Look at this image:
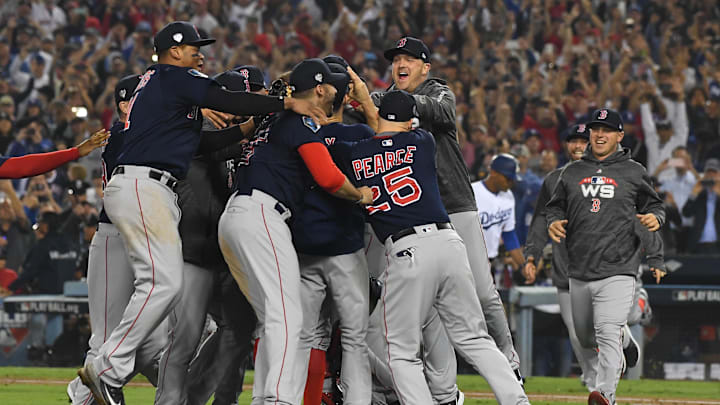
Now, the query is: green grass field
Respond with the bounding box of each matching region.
[1,367,719,404]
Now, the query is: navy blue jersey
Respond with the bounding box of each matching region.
[116,64,215,179]
[334,129,449,242]
[98,121,126,224]
[292,123,374,256]
[234,111,324,215]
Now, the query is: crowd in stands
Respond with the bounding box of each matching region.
[0,0,719,298]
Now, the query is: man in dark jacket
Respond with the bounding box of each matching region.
[682,158,720,254]
[367,37,521,402]
[546,109,665,405]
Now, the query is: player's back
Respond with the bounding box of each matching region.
[338,128,449,242]
[98,121,126,224]
[233,111,322,216]
[116,64,213,179]
[292,122,374,256]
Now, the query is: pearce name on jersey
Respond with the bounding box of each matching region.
[350,143,417,180]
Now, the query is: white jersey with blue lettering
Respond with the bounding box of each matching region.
[471,180,515,259]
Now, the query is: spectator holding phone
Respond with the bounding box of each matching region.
[655,146,700,252]
[682,158,720,254]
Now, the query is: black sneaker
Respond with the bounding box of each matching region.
[514,368,526,390]
[77,363,125,405]
[623,325,640,369]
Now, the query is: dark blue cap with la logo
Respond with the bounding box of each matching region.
[383,37,431,63]
[587,108,623,132]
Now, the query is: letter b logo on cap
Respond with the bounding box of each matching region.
[397,38,407,48]
[598,110,608,120]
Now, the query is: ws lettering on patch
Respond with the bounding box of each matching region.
[579,176,618,212]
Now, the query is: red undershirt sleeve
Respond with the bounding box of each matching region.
[0,148,80,179]
[297,142,346,193]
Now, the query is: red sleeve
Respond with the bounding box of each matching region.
[297,143,346,193]
[0,148,80,179]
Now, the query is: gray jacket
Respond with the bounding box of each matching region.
[546,147,665,281]
[371,78,476,215]
[527,165,666,289]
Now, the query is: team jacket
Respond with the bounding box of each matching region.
[545,147,665,281]
[527,165,666,289]
[9,232,79,294]
[371,78,476,215]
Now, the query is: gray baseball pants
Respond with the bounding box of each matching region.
[297,250,371,404]
[557,288,598,391]
[154,262,215,405]
[218,190,304,405]
[71,222,167,404]
[570,275,636,404]
[90,166,184,387]
[377,225,528,405]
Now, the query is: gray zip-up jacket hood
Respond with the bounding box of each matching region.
[371,78,477,214]
[545,146,666,281]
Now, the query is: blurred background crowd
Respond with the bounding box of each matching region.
[0,0,719,299]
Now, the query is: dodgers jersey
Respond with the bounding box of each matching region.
[116,64,215,179]
[234,111,324,215]
[98,121,126,224]
[291,122,375,256]
[333,128,449,242]
[471,181,516,259]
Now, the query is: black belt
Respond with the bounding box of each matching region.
[113,166,178,190]
[390,222,453,243]
[274,202,290,222]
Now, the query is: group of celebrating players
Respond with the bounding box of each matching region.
[59,19,666,405]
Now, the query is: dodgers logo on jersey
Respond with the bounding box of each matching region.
[302,116,320,133]
[579,176,617,198]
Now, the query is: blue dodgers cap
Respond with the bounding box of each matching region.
[490,153,519,181]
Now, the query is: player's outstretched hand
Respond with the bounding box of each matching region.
[651,267,667,284]
[548,219,568,243]
[357,186,374,205]
[636,213,660,231]
[347,66,371,104]
[77,129,110,157]
[522,261,536,284]
[285,97,327,126]
[202,108,231,129]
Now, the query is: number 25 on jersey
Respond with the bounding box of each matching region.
[367,166,422,214]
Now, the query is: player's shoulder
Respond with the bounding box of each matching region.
[498,189,515,203]
[323,122,374,142]
[158,64,213,82]
[109,121,124,136]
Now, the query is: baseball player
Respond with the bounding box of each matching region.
[546,109,666,405]
[77,21,326,405]
[332,90,529,405]
[291,61,377,405]
[154,69,261,405]
[523,124,600,389]
[218,58,374,405]
[471,154,525,266]
[366,36,523,403]
[67,75,168,405]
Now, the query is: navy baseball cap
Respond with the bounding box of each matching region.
[524,128,541,140]
[115,74,141,105]
[153,21,215,53]
[234,65,267,90]
[490,154,519,181]
[384,37,431,63]
[587,108,623,132]
[213,71,250,92]
[289,58,348,93]
[323,54,349,69]
[327,63,350,110]
[379,90,417,122]
[565,124,590,141]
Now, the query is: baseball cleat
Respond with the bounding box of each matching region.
[588,391,610,405]
[77,363,125,405]
[623,325,640,369]
[457,390,465,405]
